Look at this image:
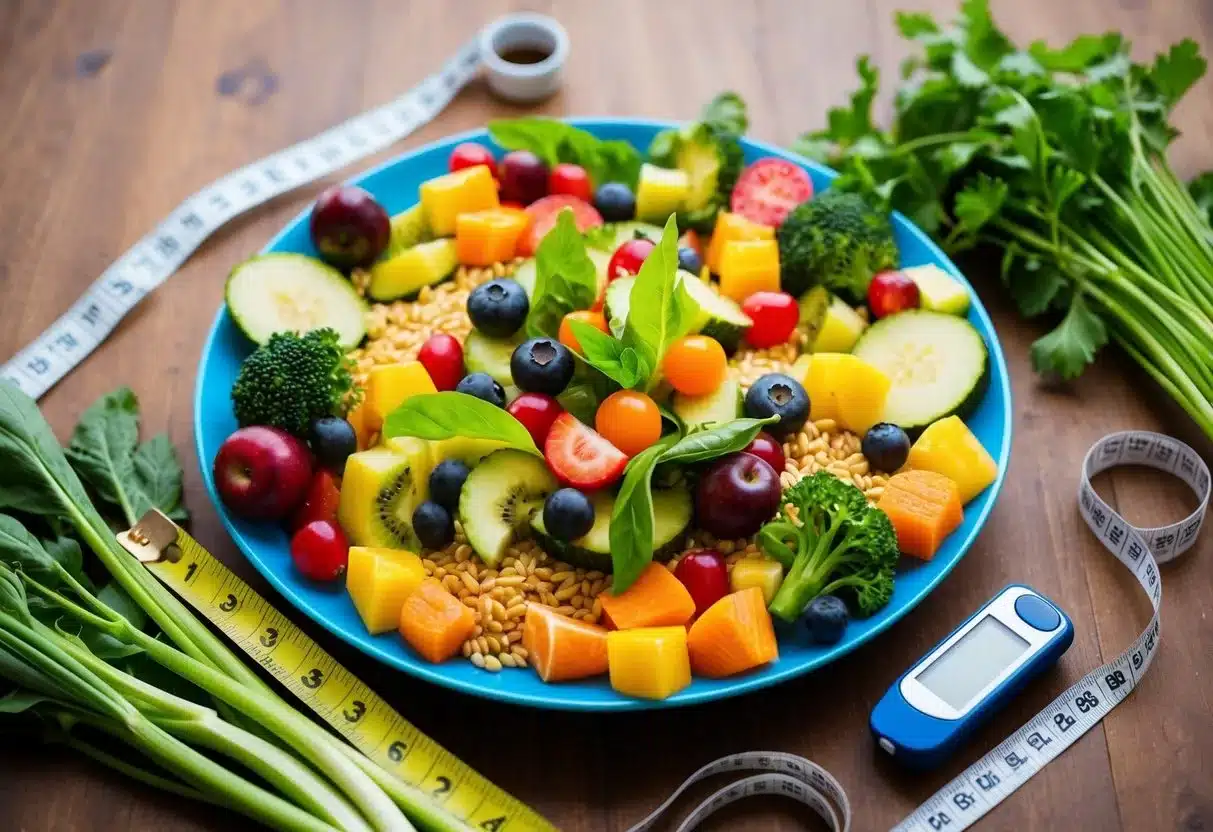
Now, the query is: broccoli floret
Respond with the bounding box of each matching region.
[758,471,899,622]
[649,94,747,233]
[776,190,899,301]
[231,328,357,436]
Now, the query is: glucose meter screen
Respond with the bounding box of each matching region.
[918,615,1030,711]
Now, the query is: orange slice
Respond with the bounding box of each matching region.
[522,604,609,683]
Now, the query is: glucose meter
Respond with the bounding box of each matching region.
[871,584,1073,769]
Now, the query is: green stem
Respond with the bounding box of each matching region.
[58,732,219,806]
[1114,334,1213,439]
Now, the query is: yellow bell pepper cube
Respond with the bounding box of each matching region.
[706,211,775,274]
[346,547,426,634]
[718,239,781,303]
[455,209,530,267]
[907,416,998,502]
[419,164,499,236]
[607,626,692,700]
[803,352,891,434]
[364,361,437,433]
[729,557,785,604]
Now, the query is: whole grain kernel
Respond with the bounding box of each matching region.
[483,655,503,672]
[470,652,486,668]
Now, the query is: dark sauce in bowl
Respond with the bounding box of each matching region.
[498,46,552,65]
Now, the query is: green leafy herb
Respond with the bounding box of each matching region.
[658,416,779,465]
[608,436,677,591]
[556,383,601,426]
[489,118,642,187]
[526,210,600,339]
[701,91,749,134]
[383,392,540,454]
[568,321,650,389]
[622,215,693,386]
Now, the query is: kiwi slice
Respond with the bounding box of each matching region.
[338,446,431,550]
[458,449,557,566]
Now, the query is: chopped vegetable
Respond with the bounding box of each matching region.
[346,546,426,634]
[398,578,478,663]
[598,562,696,629]
[759,471,899,622]
[455,208,530,266]
[906,416,999,503]
[705,211,774,274]
[635,163,691,224]
[522,604,609,682]
[878,469,964,561]
[230,328,358,438]
[686,587,779,677]
[606,626,692,700]
[418,163,499,236]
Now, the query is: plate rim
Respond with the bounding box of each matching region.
[194,117,1014,711]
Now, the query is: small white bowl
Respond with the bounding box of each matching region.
[479,13,569,104]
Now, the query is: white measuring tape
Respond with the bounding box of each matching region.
[0,36,484,400]
[635,431,1207,832]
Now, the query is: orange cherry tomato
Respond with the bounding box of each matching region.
[662,336,728,396]
[595,390,662,457]
[559,310,610,354]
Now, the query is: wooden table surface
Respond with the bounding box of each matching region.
[2,1,1211,830]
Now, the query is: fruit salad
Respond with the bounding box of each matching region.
[213,93,1000,700]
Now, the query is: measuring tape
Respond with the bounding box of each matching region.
[628,431,1207,831]
[119,510,555,832]
[0,35,484,400]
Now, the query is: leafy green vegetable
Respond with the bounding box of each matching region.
[568,321,650,389]
[799,1,1213,441]
[658,416,778,465]
[489,118,643,187]
[383,391,540,454]
[622,215,693,387]
[526,210,600,339]
[608,437,677,591]
[556,383,600,426]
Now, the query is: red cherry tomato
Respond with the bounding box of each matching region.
[543,412,628,490]
[741,291,799,348]
[517,196,604,257]
[290,520,349,581]
[743,433,786,475]
[507,393,564,448]
[289,470,342,533]
[868,270,921,319]
[731,158,814,226]
[606,237,656,282]
[417,333,465,391]
[449,142,496,173]
[549,163,593,202]
[673,550,730,616]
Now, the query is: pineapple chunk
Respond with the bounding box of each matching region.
[606,626,691,700]
[365,361,437,433]
[346,547,426,634]
[706,211,774,274]
[419,164,499,236]
[729,558,785,604]
[803,353,891,434]
[907,416,998,503]
[718,240,780,302]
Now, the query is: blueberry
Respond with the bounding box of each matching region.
[594,182,636,222]
[429,459,471,512]
[542,488,595,542]
[804,595,849,645]
[743,373,810,439]
[467,278,529,338]
[510,338,575,396]
[677,246,703,275]
[308,416,358,474]
[412,501,454,550]
[455,372,506,408]
[862,422,911,473]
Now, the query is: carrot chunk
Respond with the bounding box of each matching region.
[687,588,779,678]
[522,605,609,682]
[397,579,476,663]
[877,469,964,560]
[598,563,696,630]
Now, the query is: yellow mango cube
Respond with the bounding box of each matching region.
[729,557,785,604]
[365,361,437,433]
[346,547,426,634]
[419,164,499,236]
[718,240,780,303]
[706,211,774,273]
[907,416,998,503]
[606,626,691,700]
[803,353,891,434]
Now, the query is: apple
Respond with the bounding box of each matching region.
[214,426,313,520]
[695,453,781,539]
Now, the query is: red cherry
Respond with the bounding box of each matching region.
[449,142,496,173]
[290,520,349,582]
[417,334,465,391]
[673,550,730,617]
[289,469,342,532]
[743,432,786,475]
[507,393,564,448]
[868,271,921,319]
[548,163,593,202]
[606,237,655,282]
[741,292,799,348]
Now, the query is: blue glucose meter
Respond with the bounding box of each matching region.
[871,585,1074,769]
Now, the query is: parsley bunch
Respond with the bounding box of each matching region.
[797,0,1213,440]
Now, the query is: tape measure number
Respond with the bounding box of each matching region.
[119,510,554,832]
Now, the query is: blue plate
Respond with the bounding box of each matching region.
[195,119,1012,711]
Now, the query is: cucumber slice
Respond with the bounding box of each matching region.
[530,485,692,572]
[225,254,367,349]
[852,310,989,431]
[681,274,752,353]
[673,375,742,429]
[604,275,635,337]
[463,329,522,388]
[903,264,970,316]
[380,204,431,260]
[513,259,537,296]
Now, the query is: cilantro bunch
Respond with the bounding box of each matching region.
[797,0,1213,440]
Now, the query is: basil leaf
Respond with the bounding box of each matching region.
[488,118,642,187]
[659,416,779,466]
[609,435,679,592]
[526,210,599,339]
[568,321,649,389]
[556,383,600,425]
[383,392,540,454]
[622,215,694,385]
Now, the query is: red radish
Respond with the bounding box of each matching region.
[673,550,730,617]
[743,432,787,475]
[417,333,465,391]
[606,237,655,282]
[289,469,342,532]
[731,158,814,227]
[543,412,628,490]
[741,291,799,348]
[214,426,312,520]
[868,270,921,319]
[290,520,349,581]
[517,196,603,257]
[507,392,564,448]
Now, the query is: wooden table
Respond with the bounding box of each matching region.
[2,1,1211,829]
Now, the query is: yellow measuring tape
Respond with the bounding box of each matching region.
[119,509,555,832]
